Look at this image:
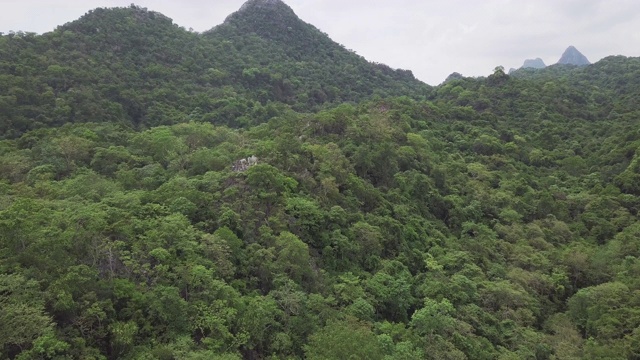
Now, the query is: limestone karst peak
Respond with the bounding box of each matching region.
[557,46,590,66]
[521,58,546,69]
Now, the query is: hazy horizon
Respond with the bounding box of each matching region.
[2,0,639,85]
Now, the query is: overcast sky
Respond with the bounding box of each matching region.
[2,0,639,85]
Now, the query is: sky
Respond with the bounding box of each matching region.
[2,0,639,85]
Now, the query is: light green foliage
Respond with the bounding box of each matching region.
[0,274,68,355]
[411,298,456,336]
[1,6,640,359]
[305,319,384,360]
[274,231,312,286]
[568,282,640,340]
[367,260,414,322]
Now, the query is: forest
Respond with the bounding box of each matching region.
[2,2,640,359]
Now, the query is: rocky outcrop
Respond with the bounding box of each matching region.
[521,58,546,69]
[557,46,590,66]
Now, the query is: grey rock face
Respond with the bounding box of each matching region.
[521,58,546,69]
[557,46,590,66]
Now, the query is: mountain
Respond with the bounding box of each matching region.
[557,45,590,65]
[224,0,307,41]
[4,2,640,360]
[509,47,593,79]
[508,58,546,74]
[0,2,428,137]
[207,0,428,106]
[511,47,591,76]
[521,58,546,69]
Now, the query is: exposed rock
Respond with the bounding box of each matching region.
[232,156,259,172]
[557,46,590,66]
[521,58,546,69]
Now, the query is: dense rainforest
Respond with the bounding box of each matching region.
[2,1,640,359]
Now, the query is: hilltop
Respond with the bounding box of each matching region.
[558,45,591,65]
[521,58,547,69]
[0,3,428,137]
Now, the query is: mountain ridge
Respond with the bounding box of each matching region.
[206,0,428,105]
[522,58,546,69]
[510,46,591,76]
[0,2,429,136]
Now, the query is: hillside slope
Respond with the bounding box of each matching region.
[2,2,640,360]
[0,3,429,138]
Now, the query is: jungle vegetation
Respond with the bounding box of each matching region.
[2,2,640,359]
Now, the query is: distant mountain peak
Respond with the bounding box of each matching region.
[521,58,546,69]
[557,46,590,66]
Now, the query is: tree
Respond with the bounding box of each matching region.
[274,231,313,287]
[305,318,384,360]
[0,274,61,358]
[242,163,298,226]
[567,282,640,340]
[366,260,414,322]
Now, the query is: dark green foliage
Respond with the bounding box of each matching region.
[2,2,640,359]
[0,4,429,139]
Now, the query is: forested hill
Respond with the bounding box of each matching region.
[511,55,640,96]
[0,3,428,138]
[207,0,424,102]
[3,2,640,360]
